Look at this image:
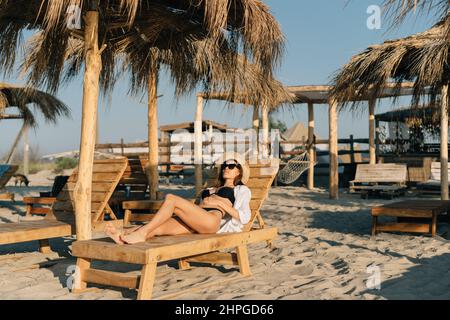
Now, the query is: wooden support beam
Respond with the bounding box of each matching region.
[369,98,376,165]
[73,9,101,241]
[148,67,159,200]
[329,99,339,199]
[307,102,315,190]
[441,84,449,200]
[252,105,260,157]
[194,95,203,196]
[261,103,269,159]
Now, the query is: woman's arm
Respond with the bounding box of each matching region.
[211,187,251,224]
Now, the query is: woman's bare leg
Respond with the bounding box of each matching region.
[121,194,221,244]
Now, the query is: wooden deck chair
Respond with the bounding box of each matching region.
[0,158,128,253]
[70,159,279,300]
[23,175,70,216]
[0,165,19,201]
[110,156,148,205]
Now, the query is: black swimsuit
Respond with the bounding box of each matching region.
[201,187,235,216]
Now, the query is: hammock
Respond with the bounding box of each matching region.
[277,151,315,185]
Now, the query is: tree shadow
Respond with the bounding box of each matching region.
[362,253,450,300]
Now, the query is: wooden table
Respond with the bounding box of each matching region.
[371,200,450,237]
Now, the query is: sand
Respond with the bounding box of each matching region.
[1,171,450,300]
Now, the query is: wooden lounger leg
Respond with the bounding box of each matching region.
[371,216,378,237]
[124,209,132,226]
[38,239,52,254]
[236,245,251,277]
[72,258,91,293]
[431,213,437,237]
[26,204,33,216]
[137,261,157,300]
[178,259,191,270]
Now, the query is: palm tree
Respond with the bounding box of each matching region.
[0,82,70,163]
[0,0,288,240]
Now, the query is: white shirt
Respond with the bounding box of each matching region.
[217,185,252,234]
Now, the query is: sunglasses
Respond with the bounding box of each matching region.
[221,162,241,170]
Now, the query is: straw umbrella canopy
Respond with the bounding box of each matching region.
[331,12,450,199]
[0,82,70,163]
[0,1,286,239]
[19,1,287,199]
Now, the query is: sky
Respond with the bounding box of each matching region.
[0,0,439,157]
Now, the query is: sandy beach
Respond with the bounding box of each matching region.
[1,171,450,300]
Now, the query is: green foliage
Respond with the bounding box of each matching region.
[269,116,287,133]
[54,157,78,173]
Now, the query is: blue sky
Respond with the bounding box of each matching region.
[0,0,438,156]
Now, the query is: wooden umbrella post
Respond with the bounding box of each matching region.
[369,98,376,164]
[307,102,315,190]
[74,6,103,241]
[147,67,159,200]
[261,102,269,159]
[440,84,449,201]
[329,99,339,199]
[194,95,204,196]
[252,105,260,158]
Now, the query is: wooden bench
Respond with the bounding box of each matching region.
[71,159,280,300]
[0,165,18,202]
[371,200,450,237]
[350,164,408,198]
[0,158,128,253]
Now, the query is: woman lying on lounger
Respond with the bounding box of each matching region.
[105,153,252,244]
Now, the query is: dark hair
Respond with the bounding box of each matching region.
[216,160,244,187]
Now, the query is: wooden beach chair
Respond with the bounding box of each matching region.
[349,163,408,199]
[0,165,19,201]
[416,162,450,195]
[71,159,280,300]
[23,175,70,216]
[0,158,128,253]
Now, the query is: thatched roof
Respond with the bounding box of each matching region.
[330,12,449,108]
[0,82,70,126]
[0,0,287,108]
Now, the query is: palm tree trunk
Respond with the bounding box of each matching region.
[74,3,102,241]
[6,121,26,164]
[441,84,449,200]
[147,67,159,200]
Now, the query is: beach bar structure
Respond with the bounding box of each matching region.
[277,83,422,199]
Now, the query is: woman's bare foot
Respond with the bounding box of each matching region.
[120,228,148,244]
[105,222,125,245]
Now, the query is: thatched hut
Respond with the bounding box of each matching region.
[331,12,450,199]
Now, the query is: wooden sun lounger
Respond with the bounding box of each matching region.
[71,159,280,300]
[23,175,70,216]
[0,165,19,202]
[0,158,128,253]
[349,163,408,198]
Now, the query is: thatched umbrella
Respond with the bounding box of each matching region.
[0,1,286,239]
[331,12,450,199]
[0,82,70,167]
